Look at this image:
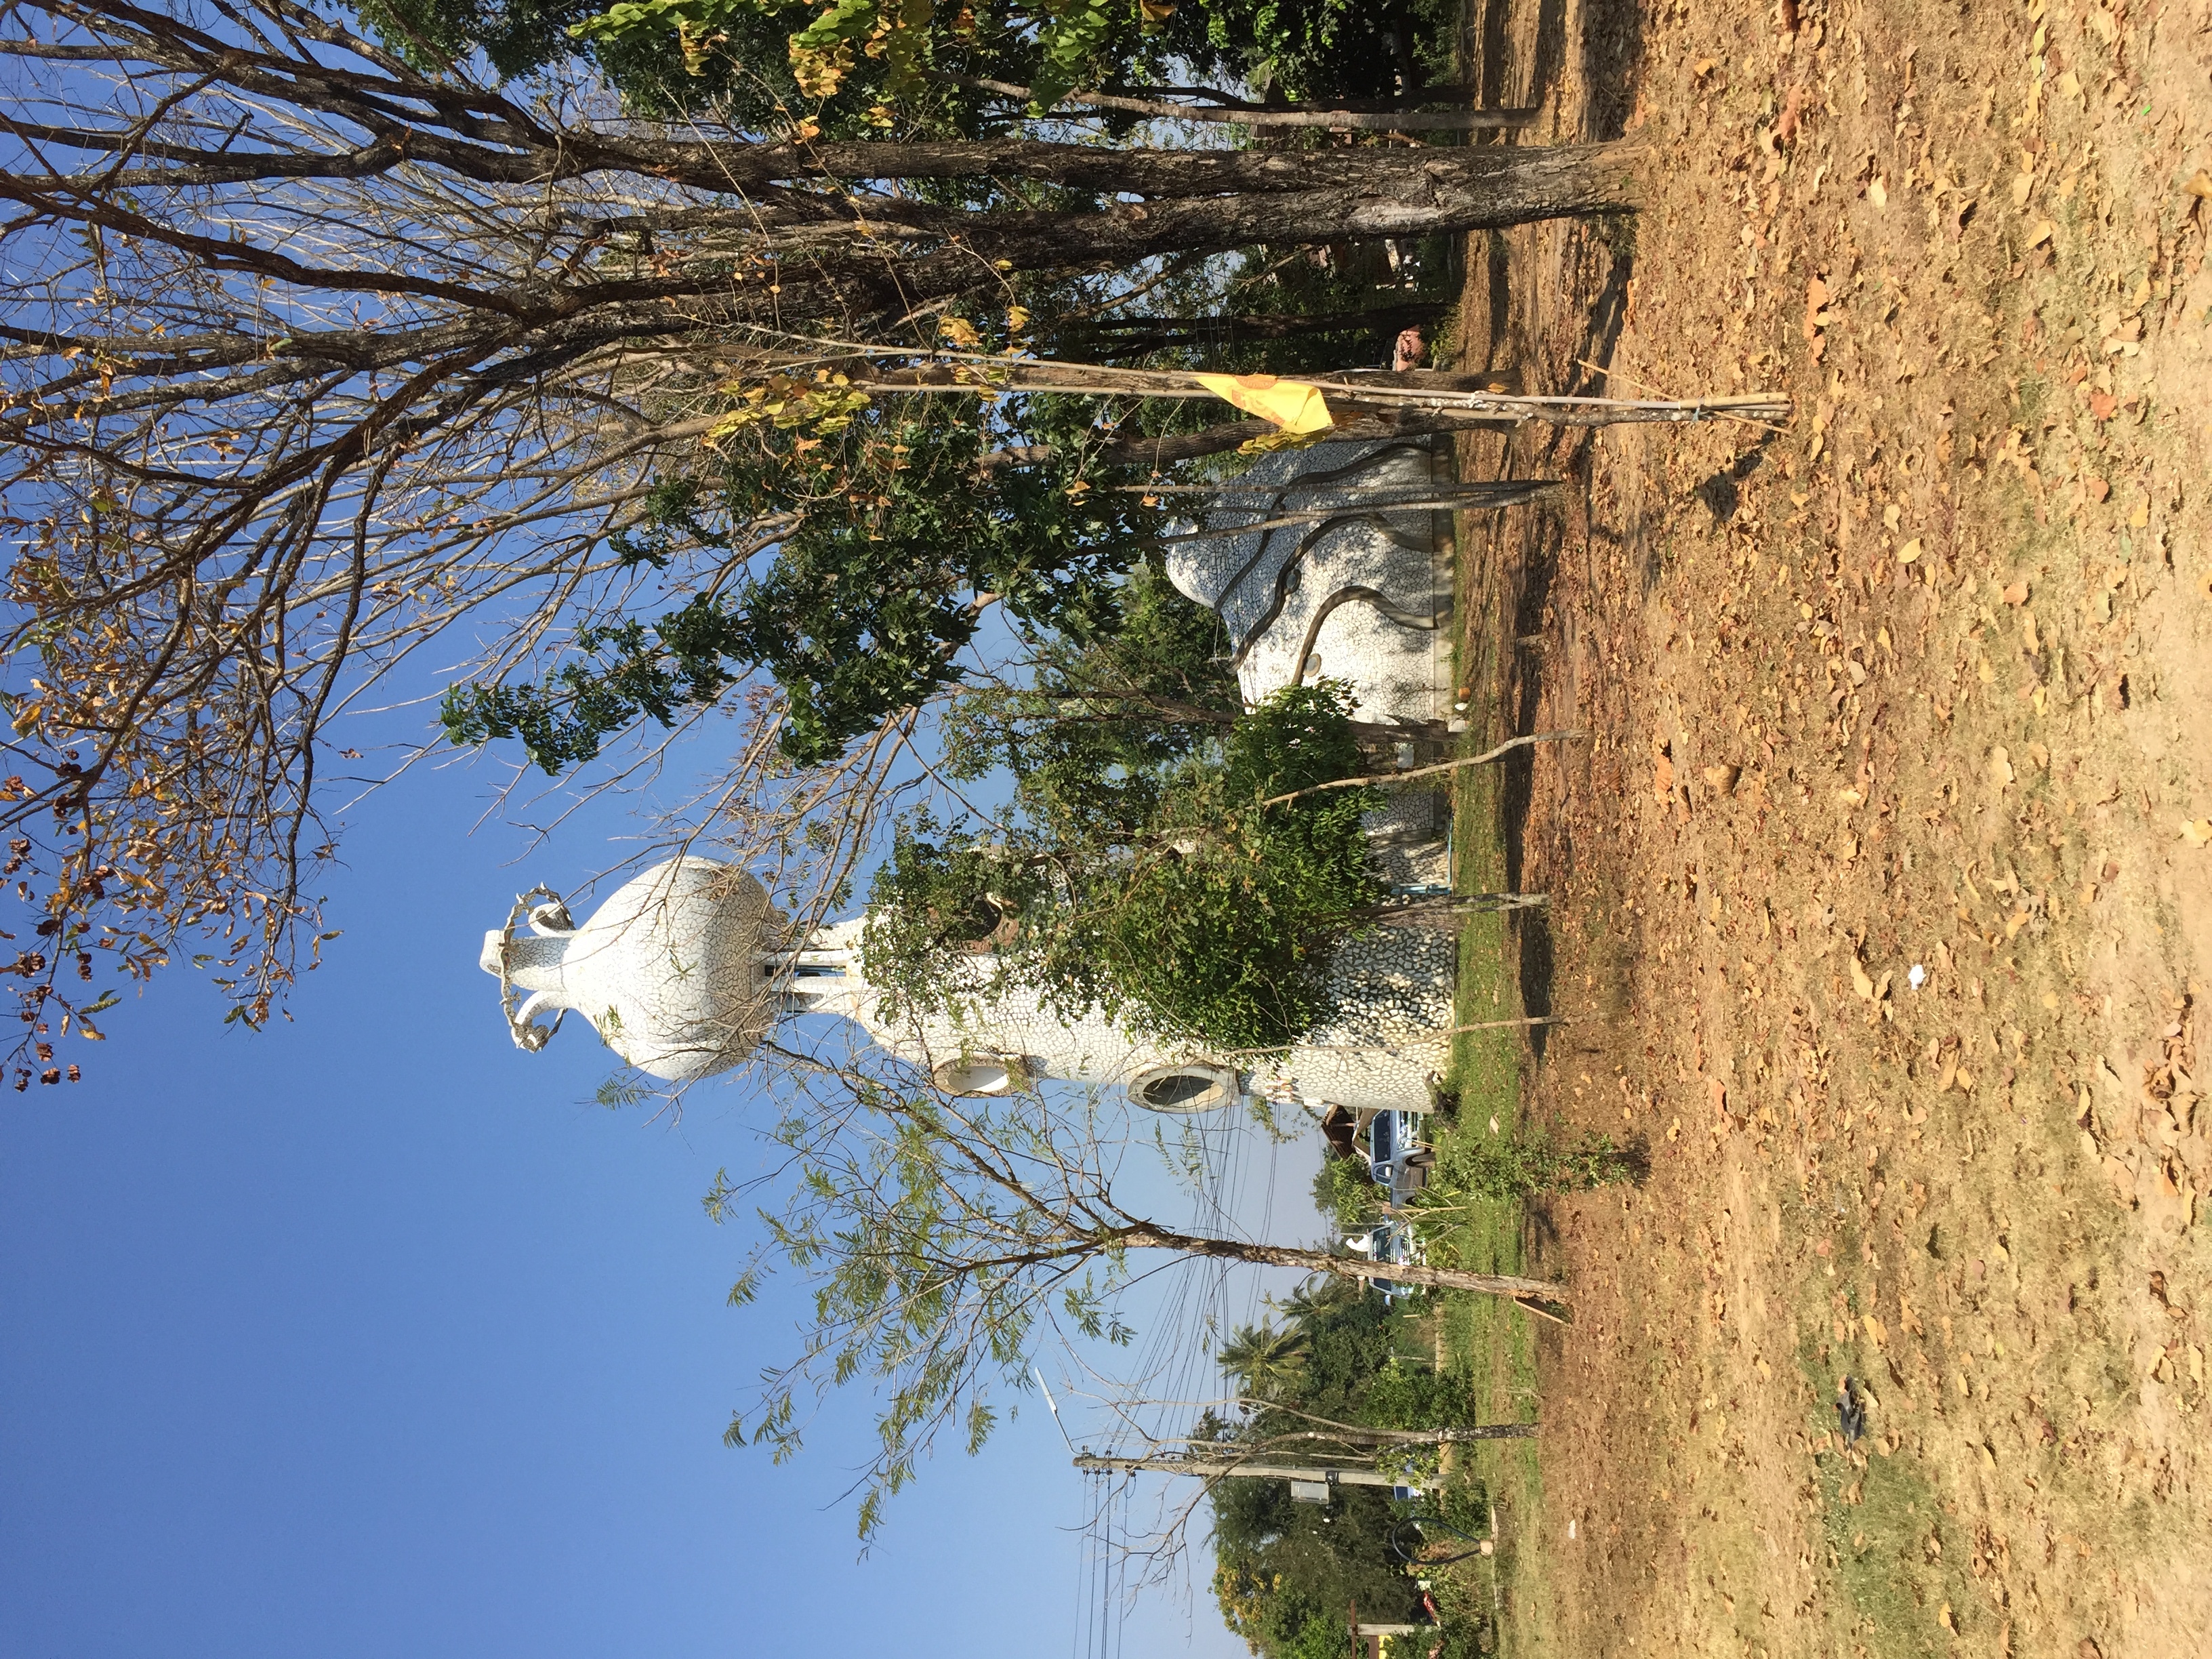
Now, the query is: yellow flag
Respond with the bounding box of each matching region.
[1193,373,1334,435]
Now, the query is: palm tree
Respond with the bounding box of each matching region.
[1271,1275,1359,1332]
[1217,1321,1311,1401]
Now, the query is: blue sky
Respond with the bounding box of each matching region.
[0,757,1283,1659]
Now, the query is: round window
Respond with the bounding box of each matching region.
[933,1057,1014,1096]
[1128,1065,1237,1113]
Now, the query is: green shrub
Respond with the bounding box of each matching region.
[1417,1126,1643,1209]
[1312,1151,1388,1231]
[863,679,1388,1054]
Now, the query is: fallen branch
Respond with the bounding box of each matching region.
[1350,893,1549,927]
[1257,731,1584,810]
[1221,1015,1565,1057]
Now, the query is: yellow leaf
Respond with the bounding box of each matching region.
[1193,373,1334,435]
[1851,958,1876,1000]
[2182,819,2212,846]
[1868,176,1889,210]
[939,316,981,347]
[1863,1313,1888,1347]
[1897,537,1923,564]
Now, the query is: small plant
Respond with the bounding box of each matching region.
[1416,1126,1644,1212]
[1311,1151,1388,1231]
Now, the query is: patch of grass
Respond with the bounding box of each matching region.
[1440,641,1518,1126]
[1806,1431,1983,1659]
[1785,1240,1990,1659]
[1422,505,1543,1654]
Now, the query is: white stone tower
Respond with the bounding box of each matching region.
[480,861,1456,1114]
[478,438,1471,1116]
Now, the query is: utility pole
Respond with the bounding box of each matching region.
[1078,1454,1403,1488]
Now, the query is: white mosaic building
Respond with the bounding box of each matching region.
[480,438,1466,1117]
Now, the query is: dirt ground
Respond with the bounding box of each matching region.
[1447,0,2212,1655]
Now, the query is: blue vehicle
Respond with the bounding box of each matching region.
[1364,1109,1433,1207]
[1345,1218,1421,1304]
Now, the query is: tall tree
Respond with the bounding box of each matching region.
[0,0,1633,1075]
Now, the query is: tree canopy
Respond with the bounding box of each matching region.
[706,1057,1563,1538]
[862,674,1391,1051]
[365,0,1469,136]
[1203,1279,1469,1659]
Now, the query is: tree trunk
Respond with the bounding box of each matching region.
[981,404,1520,474]
[14,9,1639,344]
[1260,1424,1538,1446]
[634,136,1636,211]
[1123,1225,1566,1303]
[1351,893,1549,927]
[871,146,1637,272]
[924,72,1538,131]
[1052,301,1448,361]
